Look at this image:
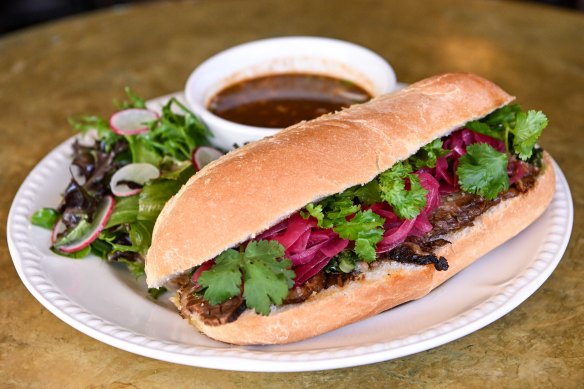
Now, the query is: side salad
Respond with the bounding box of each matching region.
[31,89,220,298]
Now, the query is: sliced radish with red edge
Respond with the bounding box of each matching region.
[110,163,160,197]
[192,146,224,171]
[55,195,115,253]
[51,217,66,244]
[109,108,158,135]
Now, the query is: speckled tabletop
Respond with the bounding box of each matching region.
[1,0,582,387]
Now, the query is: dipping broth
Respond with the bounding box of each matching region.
[207,73,372,128]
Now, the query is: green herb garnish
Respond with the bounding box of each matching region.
[378,162,428,220]
[333,210,385,262]
[198,241,295,315]
[457,143,509,200]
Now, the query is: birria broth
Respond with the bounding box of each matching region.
[207,73,372,128]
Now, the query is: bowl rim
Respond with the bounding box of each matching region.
[184,36,396,140]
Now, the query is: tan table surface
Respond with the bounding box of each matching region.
[1,0,582,387]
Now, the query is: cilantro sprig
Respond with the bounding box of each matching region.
[513,110,548,160]
[460,104,548,199]
[378,162,428,220]
[301,159,430,263]
[197,241,295,315]
[465,104,547,161]
[457,143,509,200]
[333,210,385,262]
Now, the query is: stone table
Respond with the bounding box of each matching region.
[1,0,582,387]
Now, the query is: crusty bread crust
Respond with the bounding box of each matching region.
[146,73,514,287]
[179,153,555,345]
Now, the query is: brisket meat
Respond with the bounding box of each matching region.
[178,283,247,326]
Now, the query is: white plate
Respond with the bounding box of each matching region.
[7,94,573,372]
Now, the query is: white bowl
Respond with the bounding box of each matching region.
[185,36,397,150]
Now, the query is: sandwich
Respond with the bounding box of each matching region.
[145,73,555,345]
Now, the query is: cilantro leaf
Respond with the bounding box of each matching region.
[378,162,427,219]
[300,203,324,225]
[242,241,295,315]
[457,143,509,200]
[325,250,358,273]
[338,251,357,272]
[512,110,548,160]
[197,241,294,315]
[352,180,382,206]
[409,139,450,169]
[464,105,521,151]
[243,240,286,264]
[317,195,360,229]
[197,249,242,305]
[463,104,547,161]
[333,210,385,241]
[354,238,377,262]
[333,210,385,262]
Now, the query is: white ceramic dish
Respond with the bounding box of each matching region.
[185,36,396,150]
[7,94,573,372]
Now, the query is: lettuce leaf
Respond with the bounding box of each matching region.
[138,164,194,222]
[105,196,139,228]
[31,208,60,229]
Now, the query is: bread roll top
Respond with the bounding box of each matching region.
[146,73,514,287]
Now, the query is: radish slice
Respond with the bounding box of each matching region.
[109,109,158,135]
[55,195,115,253]
[110,163,160,197]
[192,146,223,171]
[70,164,86,185]
[51,217,66,244]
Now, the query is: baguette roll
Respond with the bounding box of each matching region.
[145,72,555,345]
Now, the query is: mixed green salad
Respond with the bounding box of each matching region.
[31,89,217,298]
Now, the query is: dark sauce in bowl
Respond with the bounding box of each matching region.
[207,73,372,128]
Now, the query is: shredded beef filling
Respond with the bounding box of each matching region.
[180,164,540,326]
[178,283,247,325]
